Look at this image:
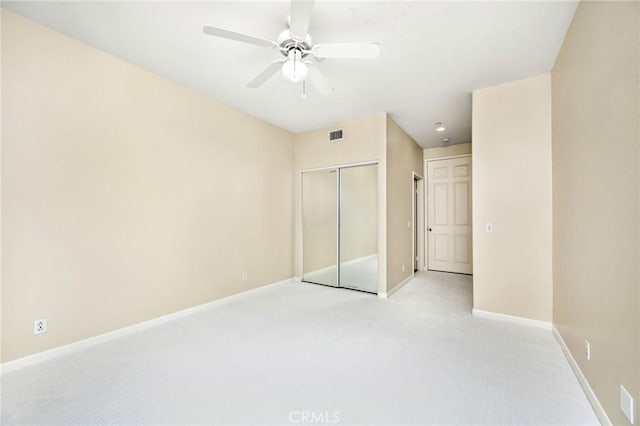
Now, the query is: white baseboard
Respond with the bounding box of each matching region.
[552,326,611,425]
[343,254,377,267]
[302,255,377,281]
[378,273,414,299]
[471,308,552,330]
[1,277,295,374]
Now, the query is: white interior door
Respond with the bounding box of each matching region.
[427,157,472,274]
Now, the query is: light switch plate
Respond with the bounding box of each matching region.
[583,339,590,360]
[485,223,493,233]
[621,385,634,424]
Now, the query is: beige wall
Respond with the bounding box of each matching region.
[423,142,472,160]
[552,1,639,424]
[386,115,423,291]
[294,114,387,171]
[1,11,295,362]
[293,114,387,291]
[472,74,553,322]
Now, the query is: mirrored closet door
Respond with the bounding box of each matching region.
[302,163,378,293]
[302,168,338,287]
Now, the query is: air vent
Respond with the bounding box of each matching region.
[329,129,344,142]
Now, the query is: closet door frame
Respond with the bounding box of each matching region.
[300,160,379,293]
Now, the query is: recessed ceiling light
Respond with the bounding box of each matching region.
[442,138,451,144]
[434,121,446,132]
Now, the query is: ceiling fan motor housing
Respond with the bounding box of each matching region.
[277,30,312,58]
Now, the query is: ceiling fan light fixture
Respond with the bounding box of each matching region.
[281,50,308,83]
[203,0,380,92]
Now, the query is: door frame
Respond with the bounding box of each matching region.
[299,160,380,294]
[412,172,425,272]
[424,154,472,273]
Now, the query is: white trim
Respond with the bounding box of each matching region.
[412,172,425,273]
[1,277,295,374]
[552,326,611,426]
[299,160,378,174]
[389,273,414,296]
[471,308,552,330]
[378,272,414,299]
[343,254,377,267]
[301,255,377,282]
[424,153,471,162]
[336,167,341,285]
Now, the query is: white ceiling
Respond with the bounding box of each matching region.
[3,1,577,148]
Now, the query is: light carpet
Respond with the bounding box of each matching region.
[0,271,598,425]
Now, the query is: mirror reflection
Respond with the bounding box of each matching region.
[302,164,378,293]
[302,169,338,287]
[339,164,378,292]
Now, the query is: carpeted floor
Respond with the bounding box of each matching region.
[1,271,598,425]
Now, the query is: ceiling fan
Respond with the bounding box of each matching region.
[203,0,380,96]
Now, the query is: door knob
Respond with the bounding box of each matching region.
[428,228,432,232]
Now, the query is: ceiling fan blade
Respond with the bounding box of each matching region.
[289,0,315,41]
[307,64,333,95]
[312,43,381,59]
[203,26,277,49]
[246,60,285,88]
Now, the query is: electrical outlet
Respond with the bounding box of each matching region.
[620,385,634,424]
[242,272,248,281]
[34,319,47,335]
[584,339,590,361]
